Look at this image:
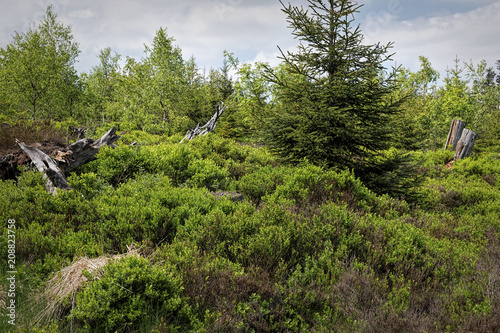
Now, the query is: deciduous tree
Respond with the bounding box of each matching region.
[0,6,80,121]
[81,47,121,124]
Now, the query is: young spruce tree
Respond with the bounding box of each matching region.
[265,0,415,198]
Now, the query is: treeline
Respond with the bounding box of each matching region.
[1,6,499,149]
[0,7,232,136]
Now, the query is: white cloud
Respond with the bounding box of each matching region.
[362,2,500,74]
[1,0,498,78]
[68,9,95,20]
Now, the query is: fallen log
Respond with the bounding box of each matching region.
[16,127,121,195]
[60,127,121,173]
[16,140,72,195]
[181,102,227,143]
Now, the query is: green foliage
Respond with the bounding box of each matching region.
[72,256,196,332]
[356,149,423,202]
[79,47,121,124]
[219,56,278,140]
[390,56,441,149]
[465,59,500,149]
[260,0,420,200]
[236,165,291,206]
[392,56,500,151]
[265,0,399,167]
[0,6,81,121]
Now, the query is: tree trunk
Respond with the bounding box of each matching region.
[445,119,466,150]
[454,128,477,160]
[16,127,121,195]
[60,127,121,173]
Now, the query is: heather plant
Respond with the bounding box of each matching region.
[2,131,500,332]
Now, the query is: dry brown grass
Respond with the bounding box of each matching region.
[34,245,140,324]
[0,122,66,156]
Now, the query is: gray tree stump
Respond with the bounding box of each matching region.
[454,128,477,160]
[445,119,466,150]
[181,102,227,143]
[16,140,71,195]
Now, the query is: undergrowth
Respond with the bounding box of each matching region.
[1,131,499,332]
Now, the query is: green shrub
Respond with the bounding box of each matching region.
[186,159,229,191]
[72,256,197,332]
[87,145,153,186]
[236,165,291,206]
[3,128,499,332]
[68,172,110,199]
[412,149,455,168]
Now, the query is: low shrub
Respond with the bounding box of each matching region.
[71,256,197,332]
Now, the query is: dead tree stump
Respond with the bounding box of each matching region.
[445,119,466,150]
[181,102,227,143]
[454,128,477,160]
[443,119,477,169]
[16,140,71,195]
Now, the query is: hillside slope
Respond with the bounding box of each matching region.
[1,132,499,332]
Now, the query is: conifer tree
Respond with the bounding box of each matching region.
[266,0,398,168]
[264,0,414,197]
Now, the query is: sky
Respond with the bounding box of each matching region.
[1,0,500,80]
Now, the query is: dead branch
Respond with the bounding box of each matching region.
[181,102,227,143]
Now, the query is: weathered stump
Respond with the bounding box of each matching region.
[445,119,466,150]
[443,119,477,169]
[454,128,477,160]
[181,102,227,143]
[16,140,71,195]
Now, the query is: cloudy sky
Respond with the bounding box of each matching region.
[1,0,499,81]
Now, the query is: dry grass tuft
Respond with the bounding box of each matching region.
[35,245,140,324]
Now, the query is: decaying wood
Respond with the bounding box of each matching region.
[66,126,87,144]
[443,119,477,169]
[16,127,121,195]
[454,128,477,160]
[445,119,466,150]
[16,140,71,195]
[60,127,121,174]
[181,102,227,143]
